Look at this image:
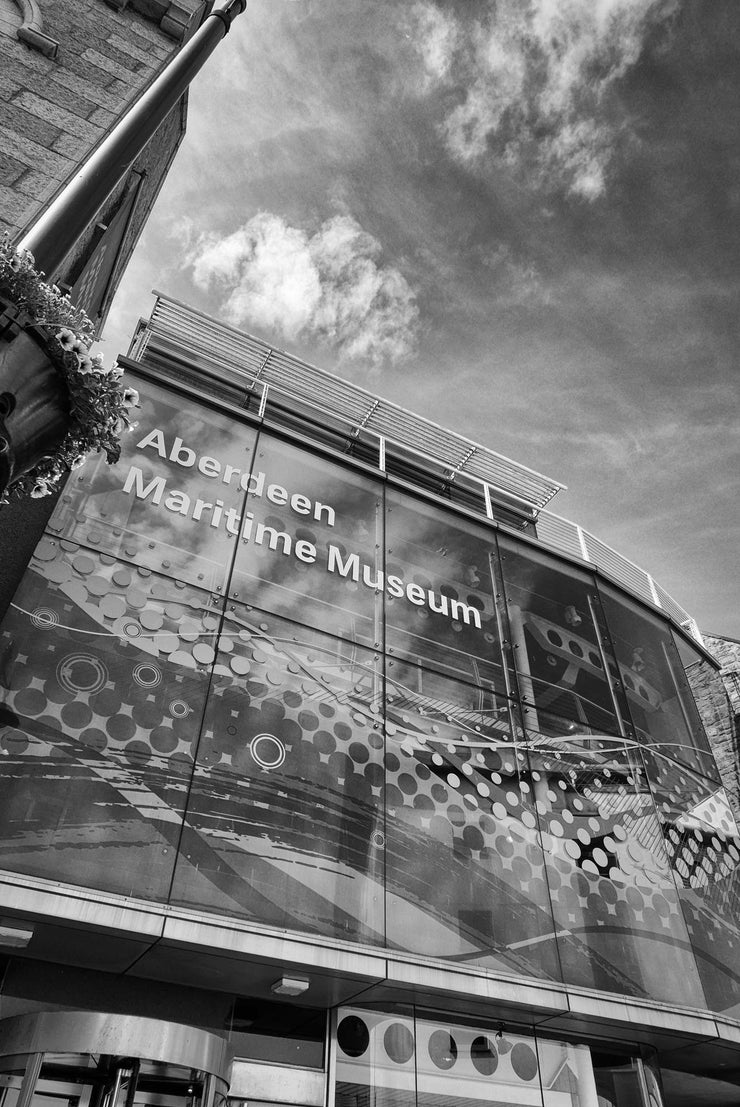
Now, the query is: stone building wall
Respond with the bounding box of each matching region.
[0,0,207,244]
[0,0,208,618]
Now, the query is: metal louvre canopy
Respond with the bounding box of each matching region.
[139,293,566,512]
[131,293,702,640]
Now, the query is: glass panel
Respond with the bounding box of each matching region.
[170,605,384,941]
[0,1055,29,1107]
[384,665,559,979]
[24,1056,211,1107]
[526,731,706,1007]
[49,373,257,592]
[385,491,506,694]
[230,434,383,649]
[336,1009,599,1107]
[336,1009,416,1107]
[227,999,325,1066]
[496,538,625,739]
[591,1058,647,1107]
[643,747,740,1017]
[537,1040,599,1107]
[597,586,717,780]
[414,1016,546,1107]
[0,536,218,901]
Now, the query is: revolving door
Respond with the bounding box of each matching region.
[0,1013,231,1107]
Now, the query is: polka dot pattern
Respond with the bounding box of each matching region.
[0,535,738,1003]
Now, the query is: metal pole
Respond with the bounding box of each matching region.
[16,0,247,278]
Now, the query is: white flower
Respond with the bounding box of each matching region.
[30,479,53,498]
[123,387,139,407]
[57,328,77,352]
[71,338,88,357]
[77,356,94,374]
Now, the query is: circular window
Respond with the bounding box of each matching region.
[470,1036,498,1075]
[337,1016,370,1058]
[428,1030,457,1070]
[546,629,563,647]
[384,1023,414,1064]
[510,1043,538,1081]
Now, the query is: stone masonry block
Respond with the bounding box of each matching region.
[14,169,62,206]
[0,123,76,182]
[114,9,178,46]
[1,100,61,148]
[89,106,118,128]
[50,130,105,159]
[0,32,55,74]
[13,91,104,144]
[107,30,169,66]
[0,65,99,119]
[0,183,39,229]
[0,151,28,187]
[82,46,147,82]
[52,68,136,114]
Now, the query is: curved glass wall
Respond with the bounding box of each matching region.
[0,369,738,1015]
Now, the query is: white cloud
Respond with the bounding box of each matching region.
[189,213,419,368]
[411,1,458,84]
[412,0,679,199]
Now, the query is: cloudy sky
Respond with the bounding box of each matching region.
[103,0,740,639]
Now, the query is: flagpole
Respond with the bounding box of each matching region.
[16,0,247,279]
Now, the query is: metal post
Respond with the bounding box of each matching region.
[15,0,247,278]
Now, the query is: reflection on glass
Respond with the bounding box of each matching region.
[227,998,325,1066]
[385,492,505,693]
[383,670,558,978]
[231,434,383,648]
[526,730,705,1007]
[642,747,740,1017]
[170,605,384,940]
[335,1009,599,1107]
[0,536,219,900]
[0,1055,29,1107]
[49,374,257,592]
[6,1053,215,1107]
[597,586,716,779]
[336,1010,415,1107]
[592,1056,654,1107]
[496,538,625,739]
[538,1040,599,1107]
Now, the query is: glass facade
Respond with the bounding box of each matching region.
[335,1007,604,1107]
[0,368,738,1020]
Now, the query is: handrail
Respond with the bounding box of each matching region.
[133,295,703,645]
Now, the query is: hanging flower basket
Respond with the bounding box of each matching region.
[0,233,138,503]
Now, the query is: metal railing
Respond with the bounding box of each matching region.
[130,293,702,644]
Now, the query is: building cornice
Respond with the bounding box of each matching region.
[103,0,209,41]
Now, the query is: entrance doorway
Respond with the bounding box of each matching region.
[0,1013,231,1107]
